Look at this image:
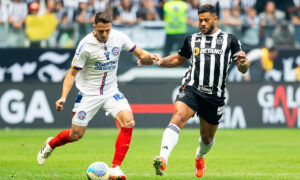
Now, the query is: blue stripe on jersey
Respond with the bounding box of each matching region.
[129,45,136,52]
[72,66,82,70]
[75,41,87,55]
[75,94,82,103]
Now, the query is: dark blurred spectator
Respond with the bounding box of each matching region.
[63,0,79,24]
[7,0,28,47]
[291,0,300,46]
[27,2,40,47]
[75,0,95,42]
[259,1,285,26]
[186,0,199,34]
[55,0,68,21]
[240,0,257,14]
[255,0,268,14]
[94,0,109,12]
[259,1,286,47]
[243,47,278,82]
[137,0,160,21]
[163,0,187,57]
[241,8,260,51]
[54,0,74,48]
[272,22,296,48]
[28,2,39,14]
[114,0,141,25]
[274,0,294,20]
[218,6,242,39]
[0,0,8,47]
[156,0,166,20]
[44,0,56,14]
[215,0,238,19]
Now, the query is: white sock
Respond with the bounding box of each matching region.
[196,137,215,158]
[160,123,181,163]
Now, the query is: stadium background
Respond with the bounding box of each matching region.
[0,0,300,179]
[0,0,300,128]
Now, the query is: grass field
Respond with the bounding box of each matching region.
[0,128,300,180]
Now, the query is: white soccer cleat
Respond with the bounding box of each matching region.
[110,165,126,180]
[37,137,54,165]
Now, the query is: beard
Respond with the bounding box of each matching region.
[201,23,215,35]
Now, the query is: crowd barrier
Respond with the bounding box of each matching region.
[0,81,299,128]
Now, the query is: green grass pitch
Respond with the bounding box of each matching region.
[0,128,300,180]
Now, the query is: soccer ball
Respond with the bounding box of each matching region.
[86,162,111,180]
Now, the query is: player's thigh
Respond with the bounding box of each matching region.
[172,86,197,128]
[102,91,132,126]
[72,93,103,127]
[170,101,195,129]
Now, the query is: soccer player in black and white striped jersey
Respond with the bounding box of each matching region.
[139,4,250,178]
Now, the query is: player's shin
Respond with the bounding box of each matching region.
[160,123,181,163]
[112,127,133,167]
[48,129,73,149]
[196,138,215,158]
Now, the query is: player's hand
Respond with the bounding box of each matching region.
[56,98,66,111]
[152,54,161,61]
[137,59,154,66]
[236,51,247,65]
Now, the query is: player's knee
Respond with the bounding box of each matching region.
[70,132,84,141]
[124,119,135,128]
[172,112,187,127]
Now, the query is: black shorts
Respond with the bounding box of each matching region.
[175,85,224,125]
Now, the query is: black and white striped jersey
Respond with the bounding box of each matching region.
[178,29,242,104]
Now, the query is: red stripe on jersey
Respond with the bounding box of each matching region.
[99,72,107,95]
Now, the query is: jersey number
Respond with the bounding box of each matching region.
[113,93,124,101]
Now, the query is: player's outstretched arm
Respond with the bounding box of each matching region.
[56,68,79,111]
[235,51,250,74]
[158,53,188,67]
[132,47,160,64]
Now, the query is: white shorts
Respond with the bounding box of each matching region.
[71,91,131,126]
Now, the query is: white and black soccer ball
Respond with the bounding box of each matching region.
[86,162,111,180]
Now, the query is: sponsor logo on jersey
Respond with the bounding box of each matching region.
[112,47,120,56]
[194,47,199,56]
[217,106,224,115]
[216,37,223,45]
[199,48,223,54]
[197,85,212,94]
[178,92,185,98]
[94,61,117,70]
[78,111,86,120]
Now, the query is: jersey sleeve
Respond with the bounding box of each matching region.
[71,42,89,70]
[178,36,192,59]
[230,35,243,62]
[120,32,136,52]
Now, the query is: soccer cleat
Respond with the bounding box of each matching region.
[110,165,126,180]
[195,147,206,178]
[153,156,166,176]
[37,137,54,165]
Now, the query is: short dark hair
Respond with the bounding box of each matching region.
[198,4,216,14]
[94,12,112,24]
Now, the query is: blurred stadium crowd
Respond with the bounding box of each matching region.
[0,0,300,50]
